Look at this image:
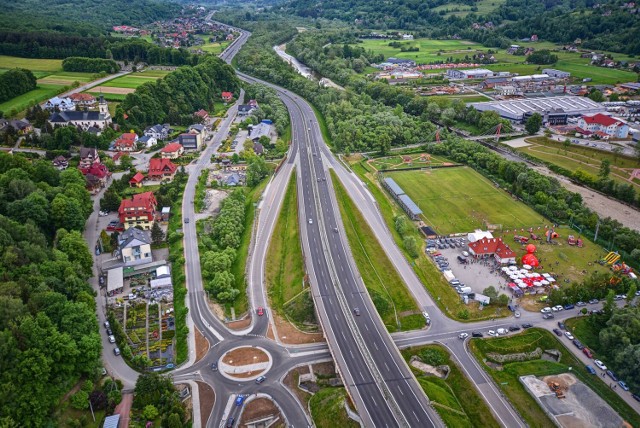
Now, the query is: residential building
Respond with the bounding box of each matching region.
[577,113,629,138]
[178,133,200,151]
[84,162,110,191]
[467,237,516,264]
[401,34,414,40]
[187,124,206,139]
[144,124,170,140]
[147,158,177,181]
[225,172,243,186]
[48,95,111,130]
[221,91,233,102]
[78,147,100,170]
[45,96,74,111]
[114,133,139,152]
[542,69,571,79]
[248,121,272,142]
[118,228,153,266]
[237,105,255,116]
[194,109,209,121]
[253,142,264,155]
[248,99,258,108]
[446,68,494,79]
[129,172,145,188]
[68,93,96,107]
[160,142,184,159]
[137,135,157,148]
[118,191,158,230]
[52,156,68,170]
[1,119,33,134]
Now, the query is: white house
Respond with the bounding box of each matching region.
[45,96,75,111]
[577,113,629,138]
[118,228,153,266]
[137,135,157,148]
[48,95,111,130]
[144,124,171,140]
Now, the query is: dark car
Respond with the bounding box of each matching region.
[255,375,266,384]
[211,363,218,371]
[521,323,533,329]
[606,370,618,382]
[472,331,483,338]
[563,304,575,310]
[113,347,120,356]
[542,313,554,319]
[585,365,596,375]
[508,325,521,332]
[632,393,640,402]
[573,339,584,350]
[225,417,235,428]
[353,307,360,316]
[557,322,566,330]
[106,328,113,336]
[553,328,562,336]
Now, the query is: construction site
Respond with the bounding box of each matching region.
[520,373,624,428]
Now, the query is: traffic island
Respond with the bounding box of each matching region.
[218,346,272,381]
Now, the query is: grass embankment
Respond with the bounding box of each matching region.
[194,169,208,213]
[401,345,499,428]
[311,103,332,146]
[390,167,546,234]
[517,137,640,190]
[265,172,315,329]
[349,158,503,322]
[469,328,640,427]
[309,388,359,428]
[228,176,271,316]
[332,170,424,331]
[168,183,188,364]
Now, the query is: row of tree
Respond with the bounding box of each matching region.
[201,190,246,302]
[0,68,36,103]
[0,152,99,426]
[62,56,120,73]
[117,56,240,128]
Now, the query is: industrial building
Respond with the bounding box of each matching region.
[470,95,605,123]
[542,69,571,79]
[446,68,494,80]
[381,177,423,220]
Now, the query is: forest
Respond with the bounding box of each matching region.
[282,0,640,55]
[0,68,36,103]
[0,153,99,426]
[62,57,120,74]
[117,56,240,128]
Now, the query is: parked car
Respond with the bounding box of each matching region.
[106,221,119,232]
[106,328,113,336]
[508,325,521,332]
[458,333,469,339]
[255,376,266,384]
[589,299,599,304]
[113,347,120,356]
[564,331,574,340]
[585,365,596,375]
[104,321,110,329]
[563,304,575,310]
[576,301,587,307]
[614,294,624,301]
[583,348,593,358]
[471,331,483,338]
[487,330,496,337]
[521,323,533,329]
[553,329,562,336]
[632,393,640,402]
[540,307,552,313]
[108,335,116,343]
[606,370,618,382]
[619,381,629,391]
[557,322,566,330]
[594,359,607,370]
[552,305,564,312]
[573,339,584,350]
[542,313,555,319]
[225,417,235,428]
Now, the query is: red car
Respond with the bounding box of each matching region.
[257,307,264,316]
[583,348,593,358]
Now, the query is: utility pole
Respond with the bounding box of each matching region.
[593,219,601,242]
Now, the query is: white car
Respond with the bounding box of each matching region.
[514,311,521,318]
[564,331,574,340]
[540,307,552,313]
[552,305,563,312]
[594,359,607,370]
[487,330,496,337]
[458,333,469,340]
[308,218,313,224]
[108,335,116,344]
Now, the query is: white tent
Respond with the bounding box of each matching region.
[150,277,172,289]
[107,267,123,294]
[467,229,494,243]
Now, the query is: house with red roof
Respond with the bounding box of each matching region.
[118,191,158,230]
[114,133,139,152]
[84,162,110,191]
[147,158,177,181]
[194,109,209,121]
[129,172,145,188]
[577,113,629,138]
[468,237,516,264]
[68,93,96,107]
[221,91,233,102]
[160,142,184,159]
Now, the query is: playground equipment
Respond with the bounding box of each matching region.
[514,235,529,244]
[521,244,540,267]
[545,228,559,243]
[530,232,540,241]
[602,252,621,265]
[612,262,632,275]
[567,235,583,247]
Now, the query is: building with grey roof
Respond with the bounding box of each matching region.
[470,95,605,123]
[381,176,422,219]
[118,228,153,266]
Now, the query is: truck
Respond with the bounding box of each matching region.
[457,286,472,294]
[443,270,455,282]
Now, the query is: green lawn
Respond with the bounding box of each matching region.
[0,84,63,115]
[199,41,231,54]
[389,167,545,234]
[102,69,171,89]
[354,38,486,65]
[88,92,127,102]
[426,94,492,104]
[37,72,95,84]
[401,345,499,428]
[517,137,640,190]
[309,388,359,428]
[0,55,62,72]
[469,328,640,427]
[265,172,315,329]
[333,170,424,331]
[432,0,506,16]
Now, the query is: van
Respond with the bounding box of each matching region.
[497,328,507,335]
[458,287,472,294]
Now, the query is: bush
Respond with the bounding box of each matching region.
[70,390,89,410]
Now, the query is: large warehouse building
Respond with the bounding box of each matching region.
[470,95,605,123]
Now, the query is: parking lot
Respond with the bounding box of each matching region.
[426,237,510,300]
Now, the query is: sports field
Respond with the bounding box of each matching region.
[369,153,453,171]
[101,69,171,89]
[389,167,545,234]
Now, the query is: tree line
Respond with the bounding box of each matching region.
[117,56,240,128]
[62,57,119,74]
[0,68,36,103]
[0,152,99,426]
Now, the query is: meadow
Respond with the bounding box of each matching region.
[354,39,638,85]
[388,167,546,234]
[432,0,506,17]
[101,69,171,89]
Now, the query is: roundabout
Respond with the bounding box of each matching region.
[218,346,273,381]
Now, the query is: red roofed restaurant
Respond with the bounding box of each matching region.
[468,237,516,264]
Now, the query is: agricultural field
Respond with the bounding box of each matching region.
[192,35,231,54]
[516,137,640,190]
[353,38,638,84]
[388,167,545,234]
[98,69,172,93]
[0,55,62,72]
[469,328,640,428]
